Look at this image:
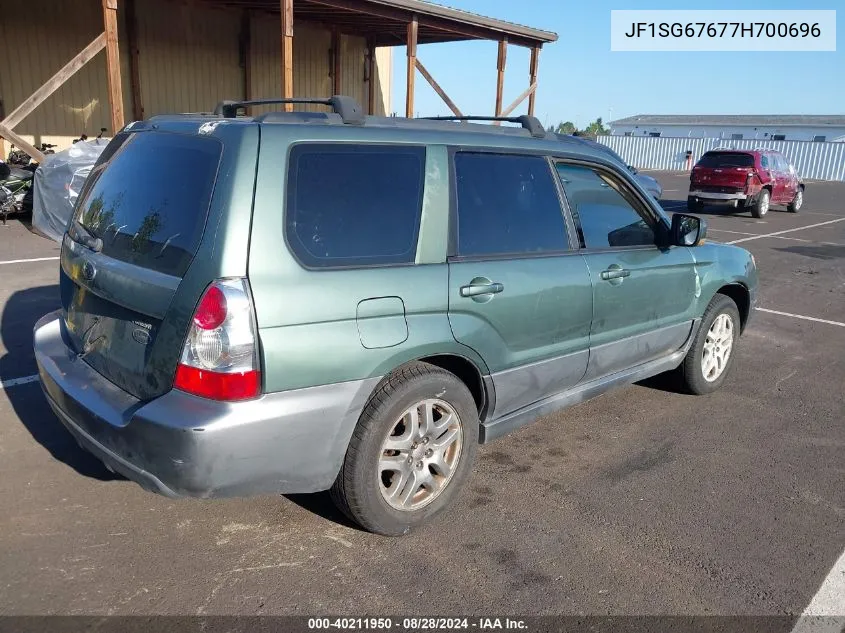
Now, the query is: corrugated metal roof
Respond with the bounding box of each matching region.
[373,0,558,43]
[207,0,557,47]
[610,114,845,127]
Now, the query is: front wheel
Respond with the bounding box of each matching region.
[788,188,803,213]
[680,294,741,395]
[330,362,479,536]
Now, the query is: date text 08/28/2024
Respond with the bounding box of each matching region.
[307,617,528,630]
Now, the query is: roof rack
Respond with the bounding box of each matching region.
[213,95,365,125]
[419,115,547,139]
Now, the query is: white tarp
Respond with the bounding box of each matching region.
[32,140,108,242]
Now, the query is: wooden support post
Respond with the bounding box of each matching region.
[500,82,536,118]
[241,10,252,113]
[0,123,45,164]
[415,59,462,117]
[280,0,293,111]
[126,0,143,120]
[102,0,125,132]
[367,37,376,115]
[331,29,341,95]
[1,33,106,131]
[405,16,417,118]
[528,46,540,116]
[495,38,507,117]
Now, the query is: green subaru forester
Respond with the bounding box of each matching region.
[34,96,757,535]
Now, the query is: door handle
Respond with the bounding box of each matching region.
[460,282,504,297]
[600,268,630,281]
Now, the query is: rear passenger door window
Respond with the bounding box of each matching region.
[453,152,571,257]
[285,144,425,268]
[555,163,655,249]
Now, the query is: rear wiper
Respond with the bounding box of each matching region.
[69,221,103,252]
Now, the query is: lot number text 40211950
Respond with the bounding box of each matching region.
[307,617,529,630]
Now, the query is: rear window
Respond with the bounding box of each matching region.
[73,131,222,277]
[697,152,754,168]
[285,144,425,268]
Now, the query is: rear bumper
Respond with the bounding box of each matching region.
[689,190,747,201]
[34,311,379,497]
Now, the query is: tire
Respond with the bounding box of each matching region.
[687,197,703,213]
[750,188,770,218]
[787,188,803,213]
[21,187,33,214]
[680,294,741,395]
[330,362,479,536]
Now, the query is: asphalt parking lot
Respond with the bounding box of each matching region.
[0,172,843,623]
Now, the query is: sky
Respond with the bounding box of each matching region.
[389,0,843,129]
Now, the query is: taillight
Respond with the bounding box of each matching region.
[174,278,260,401]
[746,170,758,192]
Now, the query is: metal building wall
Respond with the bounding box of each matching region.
[135,0,243,117]
[250,15,391,116]
[0,0,393,154]
[250,17,331,114]
[598,135,845,182]
[374,47,393,116]
[0,0,132,149]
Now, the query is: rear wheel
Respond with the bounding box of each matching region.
[750,189,770,218]
[687,197,704,213]
[788,188,803,213]
[680,294,740,395]
[330,362,479,536]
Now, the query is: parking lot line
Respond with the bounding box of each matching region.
[757,308,845,328]
[790,549,845,632]
[727,218,845,244]
[707,228,759,236]
[0,256,59,265]
[1,374,39,390]
[768,235,845,246]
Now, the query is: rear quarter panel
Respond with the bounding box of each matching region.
[248,130,488,393]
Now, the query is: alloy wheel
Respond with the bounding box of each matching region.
[702,313,734,382]
[378,399,463,511]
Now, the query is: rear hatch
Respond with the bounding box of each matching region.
[60,129,223,400]
[691,151,755,190]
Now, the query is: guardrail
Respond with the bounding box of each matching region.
[596,135,845,181]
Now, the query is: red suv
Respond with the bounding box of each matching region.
[688,149,804,218]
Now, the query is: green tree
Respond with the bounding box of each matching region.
[546,121,578,135]
[582,117,609,138]
[132,209,163,252]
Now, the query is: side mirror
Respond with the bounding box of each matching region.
[672,213,707,246]
[628,165,638,174]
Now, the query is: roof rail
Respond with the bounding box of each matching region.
[419,115,547,139]
[213,95,364,125]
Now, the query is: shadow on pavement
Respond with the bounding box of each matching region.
[636,370,689,395]
[283,492,365,532]
[775,244,845,260]
[2,285,120,482]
